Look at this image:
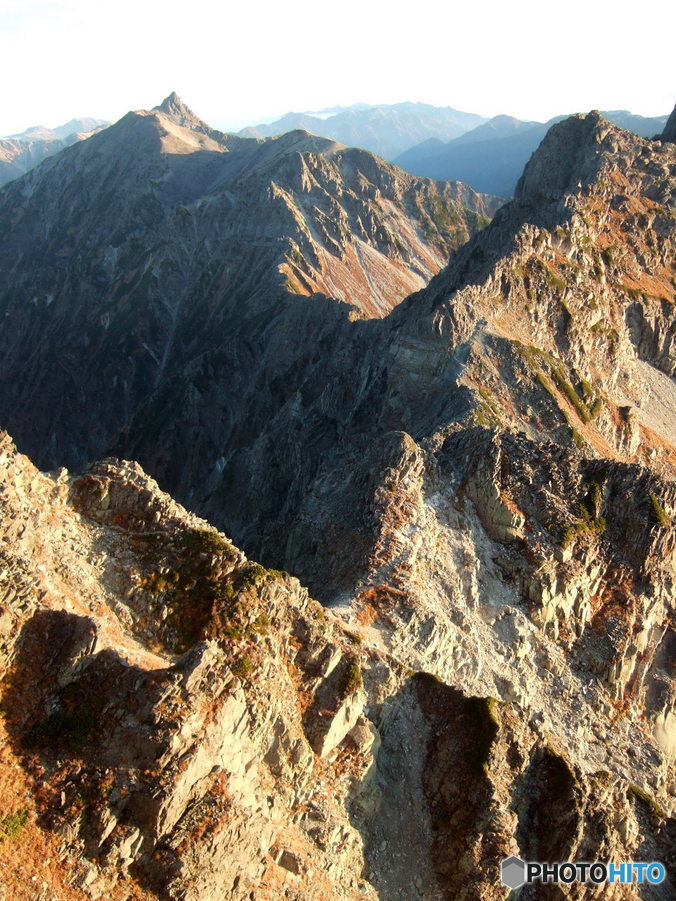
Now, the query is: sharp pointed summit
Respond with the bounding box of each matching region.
[153,91,215,136]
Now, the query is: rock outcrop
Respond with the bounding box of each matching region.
[0,433,378,899]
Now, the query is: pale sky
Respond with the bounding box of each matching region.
[0,0,673,136]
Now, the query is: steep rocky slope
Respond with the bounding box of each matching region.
[0,427,673,900]
[112,111,675,557]
[0,107,673,899]
[0,432,376,900]
[0,94,497,471]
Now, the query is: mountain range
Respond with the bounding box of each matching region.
[0,93,673,901]
[394,110,669,195]
[1,101,668,197]
[5,117,109,143]
[0,116,109,187]
[0,92,498,472]
[238,101,487,160]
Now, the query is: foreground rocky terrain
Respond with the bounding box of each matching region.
[0,103,674,899]
[0,426,673,900]
[1,432,385,900]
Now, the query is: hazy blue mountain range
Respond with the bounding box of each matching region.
[0,117,110,187]
[238,101,488,159]
[394,110,669,195]
[4,117,109,142]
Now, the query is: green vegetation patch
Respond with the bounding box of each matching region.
[589,396,604,418]
[138,526,284,653]
[570,428,586,449]
[341,658,362,697]
[561,479,607,549]
[648,493,672,529]
[628,784,669,820]
[535,370,556,400]
[0,808,29,841]
[474,387,503,428]
[343,629,363,646]
[231,655,253,678]
[551,367,592,423]
[284,274,302,294]
[429,195,462,231]
[531,258,567,293]
[516,340,603,425]
[180,528,238,557]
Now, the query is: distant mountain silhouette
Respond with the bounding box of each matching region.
[5,117,109,142]
[394,110,669,195]
[0,116,109,187]
[239,102,487,159]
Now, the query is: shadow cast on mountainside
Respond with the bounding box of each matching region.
[0,608,192,896]
[349,675,507,900]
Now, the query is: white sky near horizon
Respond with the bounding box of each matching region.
[0,0,673,136]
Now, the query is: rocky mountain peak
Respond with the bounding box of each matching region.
[153,91,215,136]
[0,96,499,472]
[514,110,611,207]
[155,90,193,117]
